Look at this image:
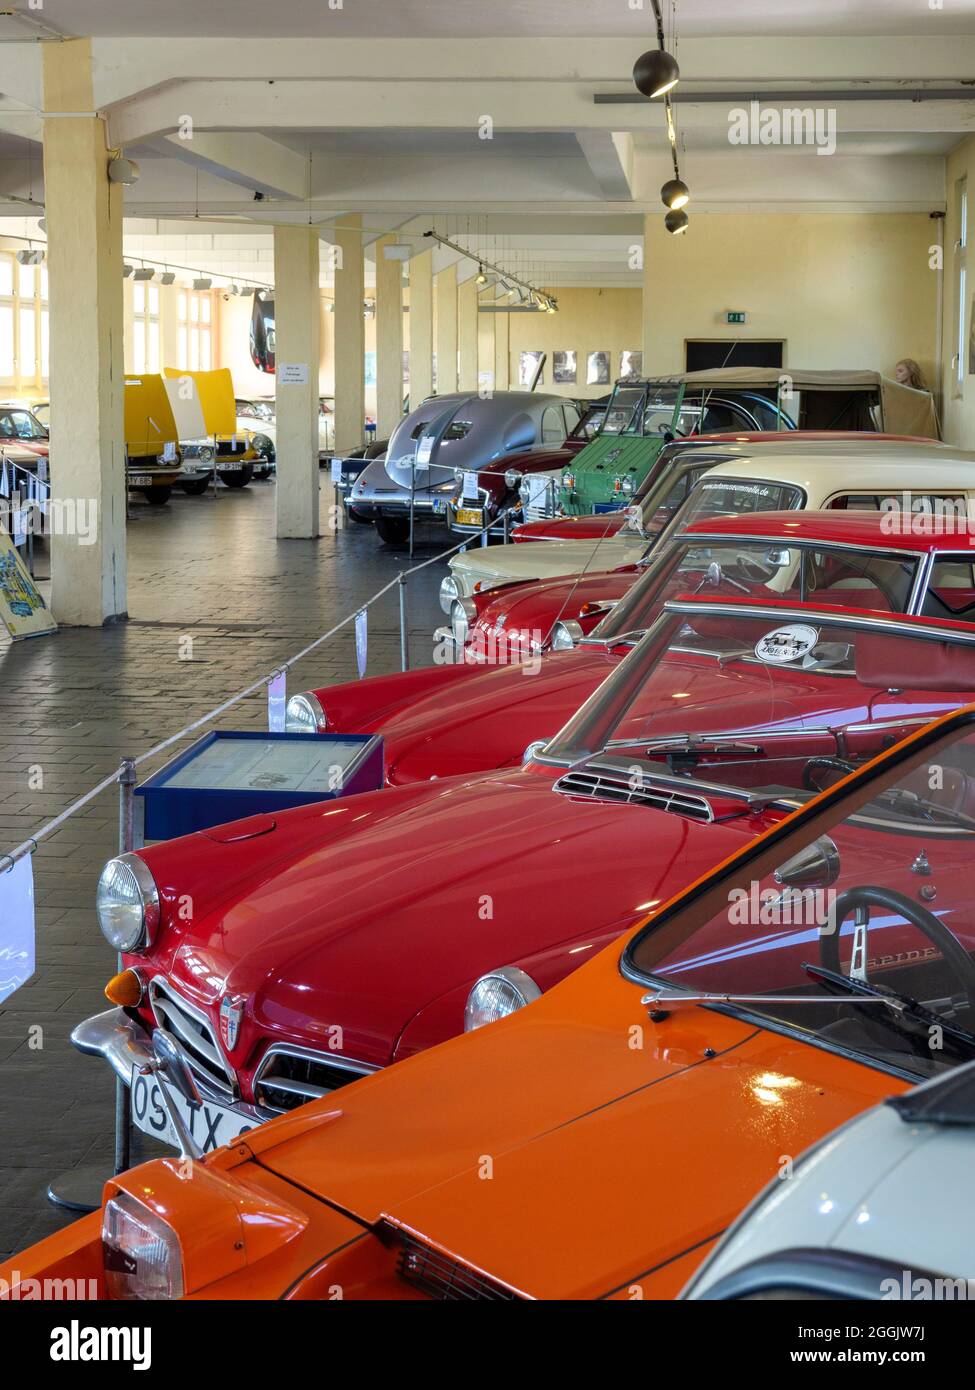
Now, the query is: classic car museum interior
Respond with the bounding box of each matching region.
[1,0,975,1335]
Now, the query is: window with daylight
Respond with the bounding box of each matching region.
[177,288,213,371]
[132,282,161,374]
[0,249,49,391]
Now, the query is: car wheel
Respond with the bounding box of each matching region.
[180,478,211,496]
[376,515,410,546]
[219,467,253,489]
[140,486,172,505]
[347,506,374,526]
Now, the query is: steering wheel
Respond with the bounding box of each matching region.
[734,556,779,585]
[803,756,858,793]
[820,885,975,1010]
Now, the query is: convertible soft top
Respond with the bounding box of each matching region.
[619,368,940,440]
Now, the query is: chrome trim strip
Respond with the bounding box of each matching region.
[148,979,236,1096]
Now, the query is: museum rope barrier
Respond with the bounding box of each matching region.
[0,508,502,1210]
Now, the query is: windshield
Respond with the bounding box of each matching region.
[0,409,47,440]
[590,536,920,646]
[601,386,648,436]
[630,388,681,437]
[544,600,975,774]
[623,708,975,1080]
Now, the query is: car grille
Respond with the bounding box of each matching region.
[392,1230,520,1300]
[522,474,559,521]
[253,1047,373,1113]
[148,980,235,1097]
[555,766,713,821]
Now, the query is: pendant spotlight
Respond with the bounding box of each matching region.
[664,209,690,236]
[661,178,690,211]
[475,265,487,285]
[632,47,679,100]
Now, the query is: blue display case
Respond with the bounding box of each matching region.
[134,730,384,841]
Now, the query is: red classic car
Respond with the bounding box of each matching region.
[0,403,50,475]
[75,602,975,1161]
[511,430,948,543]
[29,698,975,1303]
[289,511,975,786]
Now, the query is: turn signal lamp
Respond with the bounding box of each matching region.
[105,969,145,1008]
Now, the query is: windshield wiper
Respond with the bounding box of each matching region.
[871,788,975,832]
[606,733,764,758]
[802,963,975,1056]
[643,967,975,1058]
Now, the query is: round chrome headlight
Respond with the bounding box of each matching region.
[551,619,583,651]
[504,468,522,490]
[618,474,635,496]
[439,573,460,615]
[464,966,542,1032]
[285,691,326,734]
[450,597,477,646]
[96,853,159,953]
[197,445,215,464]
[251,433,273,456]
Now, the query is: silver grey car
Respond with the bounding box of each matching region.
[347,390,571,546]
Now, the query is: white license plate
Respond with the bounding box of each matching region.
[219,460,244,470]
[128,474,154,486]
[130,1066,259,1154]
[431,498,447,514]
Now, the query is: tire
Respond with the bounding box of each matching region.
[140,486,172,505]
[219,465,254,489]
[376,515,410,546]
[180,478,211,496]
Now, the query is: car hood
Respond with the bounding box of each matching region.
[477,569,637,639]
[450,535,647,587]
[164,770,756,1067]
[516,514,627,541]
[255,954,903,1298]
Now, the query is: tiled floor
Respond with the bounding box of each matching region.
[0,476,451,1256]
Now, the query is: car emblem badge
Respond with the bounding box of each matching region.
[754,623,820,666]
[219,994,244,1051]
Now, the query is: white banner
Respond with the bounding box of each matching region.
[0,855,35,1005]
[355,608,368,679]
[267,670,286,731]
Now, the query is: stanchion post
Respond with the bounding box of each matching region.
[398,572,409,671]
[47,756,137,1212]
[409,459,416,560]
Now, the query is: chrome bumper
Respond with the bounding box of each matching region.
[71,1007,260,1115]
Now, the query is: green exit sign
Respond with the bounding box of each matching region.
[726,311,748,325]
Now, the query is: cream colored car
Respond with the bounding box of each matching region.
[438,439,971,615]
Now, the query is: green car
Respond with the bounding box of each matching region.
[558,376,791,516]
[557,366,943,516]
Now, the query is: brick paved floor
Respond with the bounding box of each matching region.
[0,477,453,1256]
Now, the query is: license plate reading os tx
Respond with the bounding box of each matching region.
[457,507,484,527]
[130,1066,259,1154]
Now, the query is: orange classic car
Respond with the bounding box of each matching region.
[6,704,975,1300]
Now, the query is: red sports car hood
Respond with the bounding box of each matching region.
[157,771,757,1068]
[515,513,626,542]
[475,568,637,648]
[374,648,879,785]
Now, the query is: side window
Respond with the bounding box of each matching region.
[925,555,975,616]
[541,405,564,444]
[561,402,581,435]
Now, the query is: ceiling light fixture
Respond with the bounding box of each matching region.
[16,247,44,266]
[192,277,212,291]
[633,47,680,99]
[422,229,553,314]
[665,208,690,236]
[107,153,140,186]
[132,266,155,281]
[661,178,690,211]
[159,270,176,285]
[476,264,487,284]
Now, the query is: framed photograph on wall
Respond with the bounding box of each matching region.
[587,351,610,386]
[519,350,544,387]
[553,350,577,384]
[620,350,643,380]
[402,350,410,384]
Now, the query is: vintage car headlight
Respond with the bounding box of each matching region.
[465,966,542,1032]
[504,468,522,490]
[103,1192,183,1301]
[450,597,477,646]
[250,433,273,456]
[96,853,159,953]
[285,691,326,734]
[563,471,576,492]
[439,574,460,614]
[617,474,635,496]
[551,619,583,651]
